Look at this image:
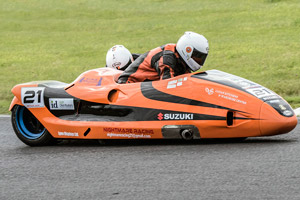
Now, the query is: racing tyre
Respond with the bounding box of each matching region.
[11,105,55,146]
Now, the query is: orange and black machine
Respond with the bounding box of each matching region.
[10,68,297,146]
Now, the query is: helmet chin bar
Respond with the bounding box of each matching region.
[186,58,202,71]
[179,49,201,72]
[119,58,132,70]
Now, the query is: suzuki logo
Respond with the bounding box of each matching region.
[157,113,164,120]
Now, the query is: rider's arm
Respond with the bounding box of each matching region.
[157,53,176,80]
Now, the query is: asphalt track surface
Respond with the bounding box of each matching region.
[1,116,300,200]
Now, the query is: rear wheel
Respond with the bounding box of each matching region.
[11,105,55,146]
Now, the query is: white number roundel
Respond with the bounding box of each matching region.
[21,87,45,108]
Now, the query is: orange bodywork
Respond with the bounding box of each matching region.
[10,68,298,140]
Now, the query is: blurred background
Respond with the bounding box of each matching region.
[1,0,299,114]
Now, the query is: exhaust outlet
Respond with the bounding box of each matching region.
[161,125,200,139]
[181,129,194,140]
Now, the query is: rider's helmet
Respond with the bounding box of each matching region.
[176,31,209,71]
[106,45,133,70]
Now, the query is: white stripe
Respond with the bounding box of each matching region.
[0,115,10,118]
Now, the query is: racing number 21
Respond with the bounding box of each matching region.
[248,87,274,98]
[252,89,271,97]
[21,87,45,108]
[24,90,42,103]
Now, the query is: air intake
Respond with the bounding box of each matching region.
[227,111,234,126]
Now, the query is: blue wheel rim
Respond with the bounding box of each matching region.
[15,106,45,139]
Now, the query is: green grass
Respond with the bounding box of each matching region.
[1,0,299,114]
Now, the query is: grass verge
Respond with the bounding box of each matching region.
[1,0,299,114]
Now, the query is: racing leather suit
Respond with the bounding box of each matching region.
[117,44,189,83]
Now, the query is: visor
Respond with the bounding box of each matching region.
[191,48,207,66]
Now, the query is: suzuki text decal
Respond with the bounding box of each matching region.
[157,113,194,120]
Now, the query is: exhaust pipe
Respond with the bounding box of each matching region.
[181,129,194,140]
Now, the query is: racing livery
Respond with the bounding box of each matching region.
[10,68,297,146]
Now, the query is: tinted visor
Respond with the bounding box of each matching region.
[191,48,207,66]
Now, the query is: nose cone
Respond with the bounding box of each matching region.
[260,101,298,136]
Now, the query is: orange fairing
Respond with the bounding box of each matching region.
[10,83,39,110]
[260,102,297,136]
[10,68,297,141]
[9,97,22,111]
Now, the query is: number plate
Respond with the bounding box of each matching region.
[246,87,276,99]
[21,87,45,108]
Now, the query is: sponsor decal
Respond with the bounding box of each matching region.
[97,77,103,86]
[49,98,74,110]
[58,131,79,137]
[206,70,278,100]
[103,128,153,139]
[283,110,293,117]
[205,88,214,95]
[279,104,287,111]
[186,46,192,53]
[78,77,102,86]
[21,87,45,108]
[106,133,151,139]
[215,90,247,105]
[262,95,279,101]
[103,128,154,135]
[157,113,194,120]
[205,87,247,105]
[167,77,188,89]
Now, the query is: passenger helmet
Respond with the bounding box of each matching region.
[106,45,133,70]
[176,31,209,71]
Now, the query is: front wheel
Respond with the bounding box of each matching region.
[11,105,55,146]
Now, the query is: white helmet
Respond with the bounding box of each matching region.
[106,45,133,70]
[176,31,209,71]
